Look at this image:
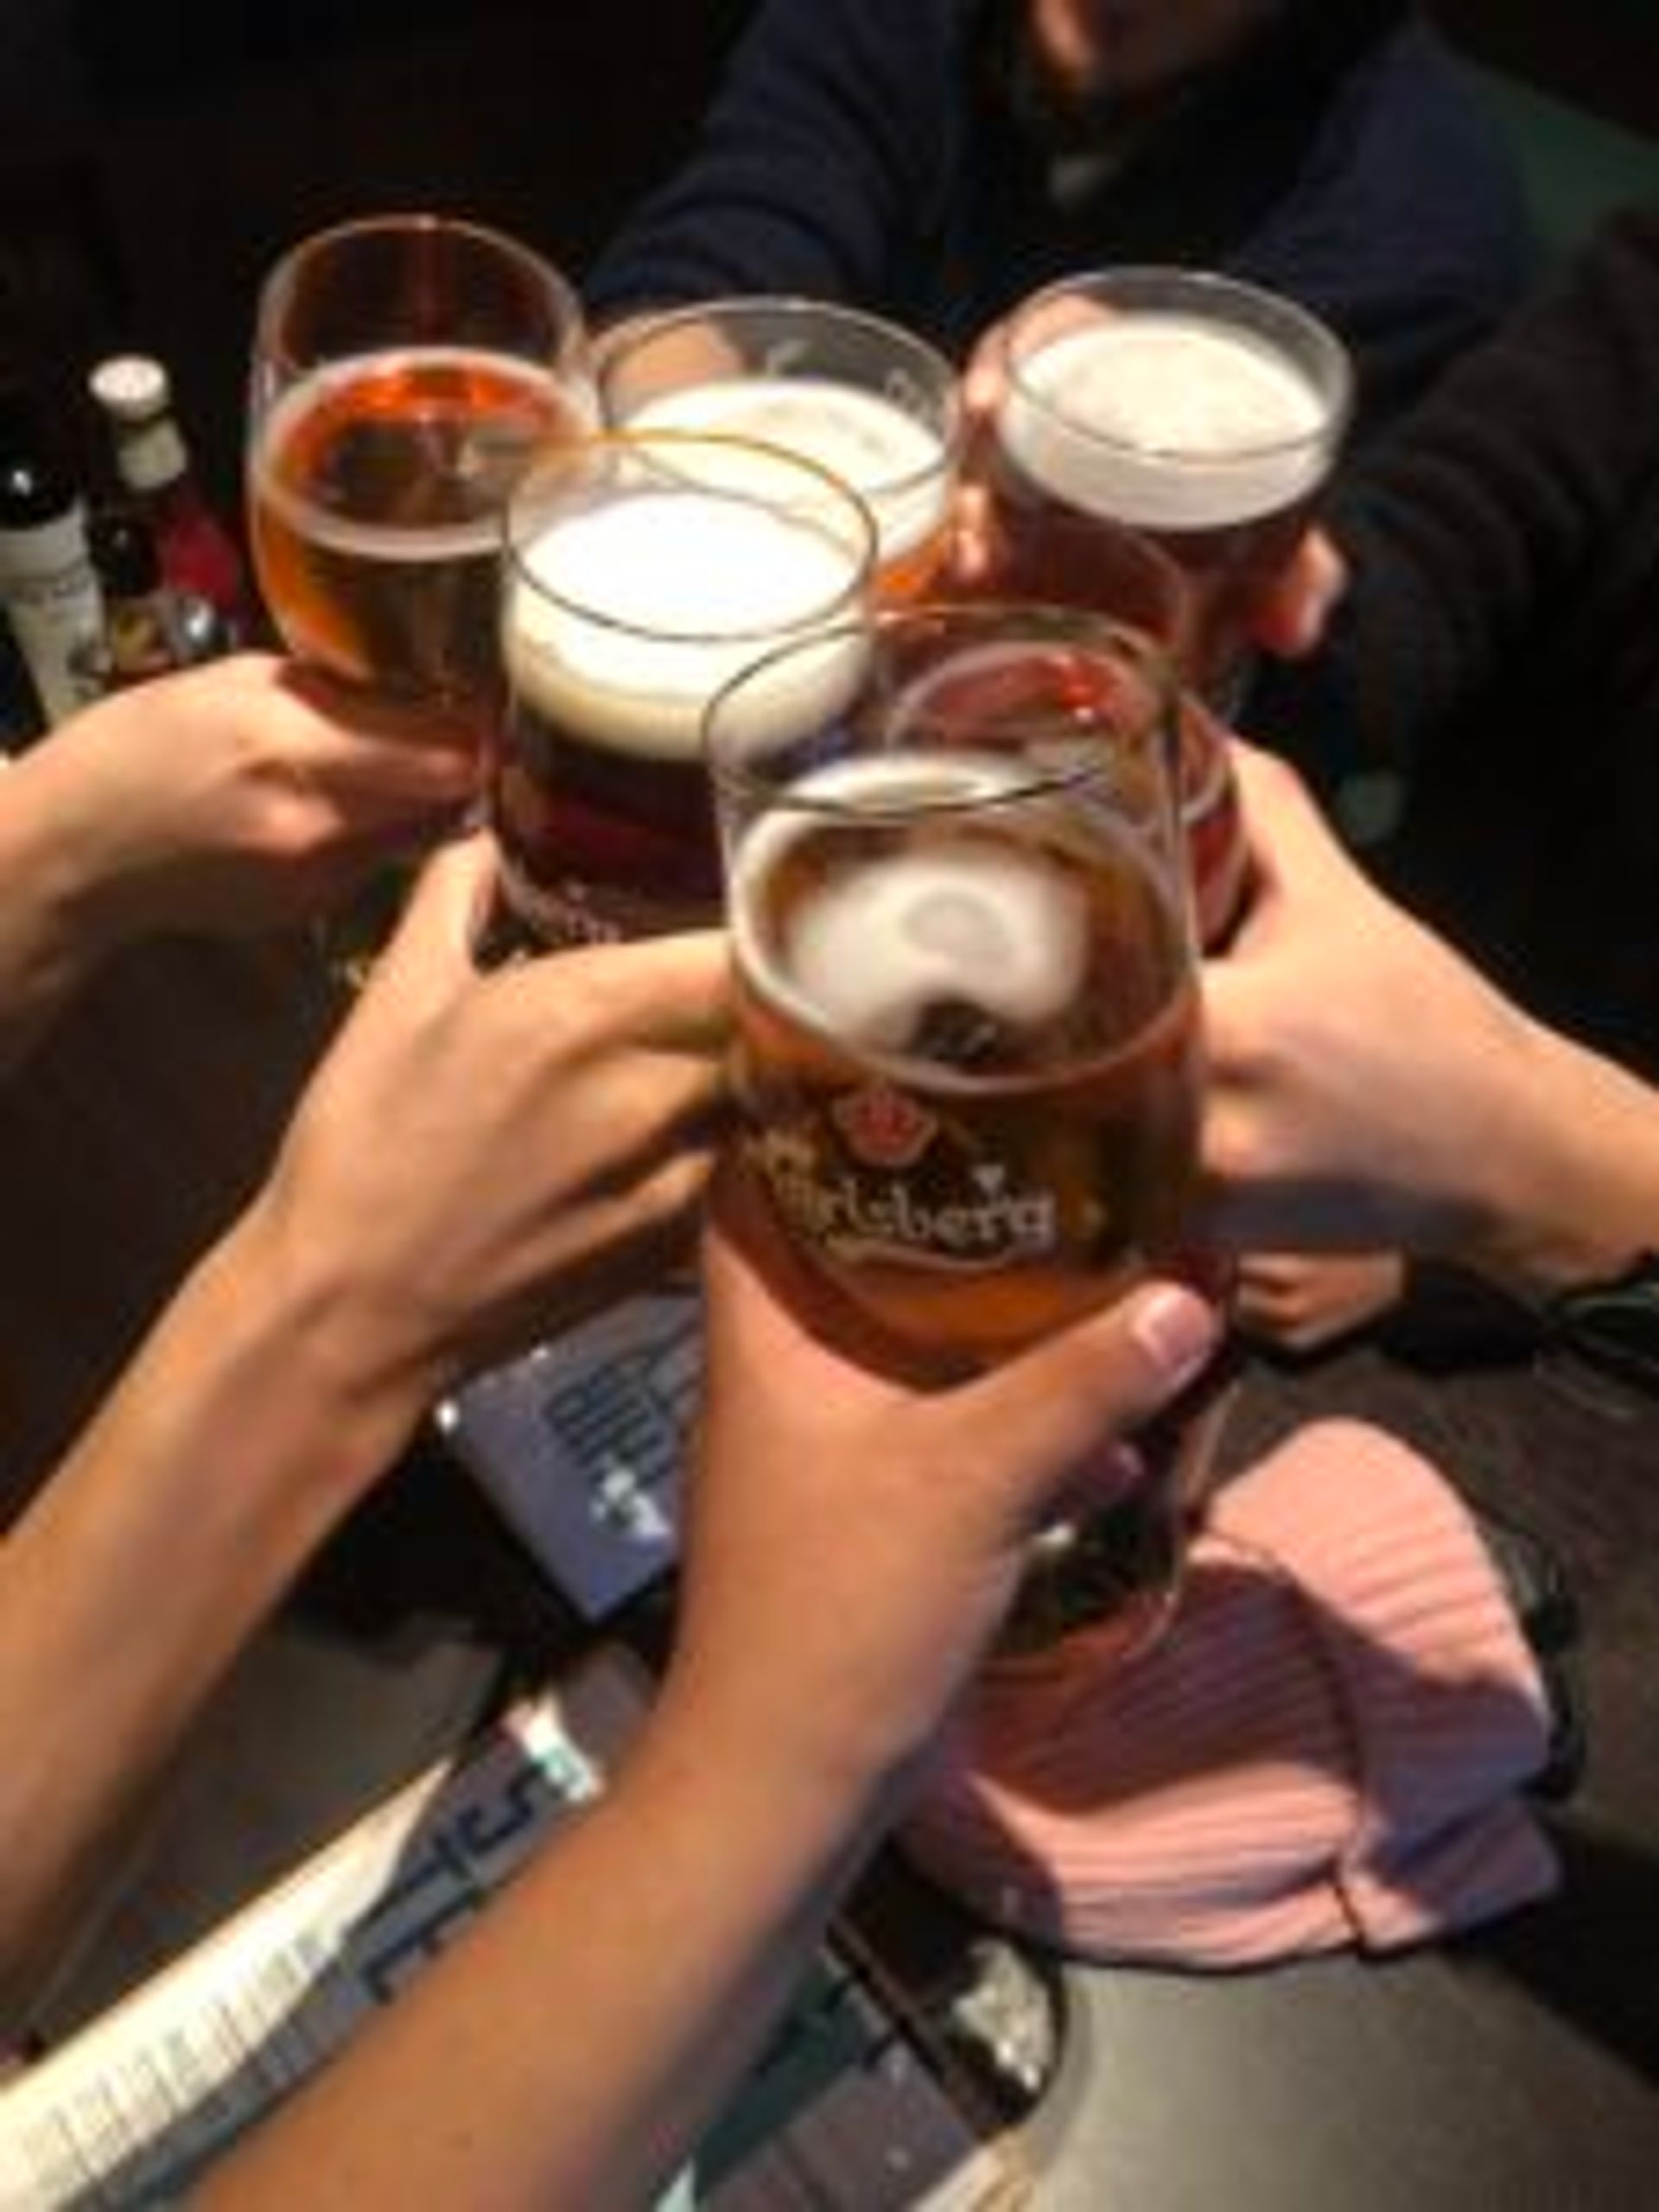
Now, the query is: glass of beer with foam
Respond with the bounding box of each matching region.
[250,213,595,707]
[990,267,1351,701]
[596,297,962,604]
[495,429,876,945]
[708,602,1218,1654]
[981,269,1351,946]
[248,214,597,979]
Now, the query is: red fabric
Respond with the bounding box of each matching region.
[903,1421,1559,1965]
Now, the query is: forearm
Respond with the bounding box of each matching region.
[0,1217,418,2022]
[205,1714,884,2210]
[1462,1017,1659,1296]
[0,746,118,1076]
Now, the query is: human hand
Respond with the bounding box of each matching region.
[35,654,479,949]
[238,833,728,1413]
[1201,745,1541,1258]
[1253,527,1347,658]
[661,1165,1222,1807]
[1235,1249,1406,1356]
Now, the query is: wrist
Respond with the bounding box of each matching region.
[1459,1016,1659,1295]
[194,1205,434,1508]
[624,1680,894,1884]
[647,1650,925,1843]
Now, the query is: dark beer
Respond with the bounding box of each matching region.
[250,346,590,703]
[497,457,872,943]
[730,752,1202,1373]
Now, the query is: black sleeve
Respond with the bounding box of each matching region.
[1320,204,1659,771]
[583,0,960,323]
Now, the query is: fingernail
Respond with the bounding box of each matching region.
[1129,1283,1220,1389]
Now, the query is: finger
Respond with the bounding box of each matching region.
[581,1053,734,1203]
[550,930,732,1051]
[954,1282,1224,1530]
[1227,741,1355,907]
[276,659,484,759]
[377,831,500,982]
[308,738,482,817]
[1252,527,1347,659]
[960,330,1007,422]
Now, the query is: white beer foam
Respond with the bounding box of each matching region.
[505,491,865,761]
[1003,315,1331,532]
[738,753,1089,1058]
[628,378,950,564]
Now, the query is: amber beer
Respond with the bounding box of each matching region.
[251,347,588,704]
[991,271,1351,698]
[496,432,874,944]
[732,755,1202,1370]
[599,298,962,603]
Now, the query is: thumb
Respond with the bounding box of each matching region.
[1226,741,1356,921]
[1252,526,1346,659]
[374,830,500,990]
[956,1281,1223,1533]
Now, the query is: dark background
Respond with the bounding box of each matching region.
[0,3,1654,534]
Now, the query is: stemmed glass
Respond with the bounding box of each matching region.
[707,601,1217,1657]
[246,213,596,976]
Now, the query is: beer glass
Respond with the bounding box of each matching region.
[247,214,596,976]
[991,266,1351,699]
[596,297,962,603]
[708,602,1214,1653]
[984,268,1351,945]
[496,429,876,944]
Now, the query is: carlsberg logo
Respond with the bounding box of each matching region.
[756,1128,1059,1269]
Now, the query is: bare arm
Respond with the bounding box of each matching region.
[204,1174,1219,2210]
[0,838,726,2024]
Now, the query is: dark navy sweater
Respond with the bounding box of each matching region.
[1289,206,1659,1074]
[587,0,1535,441]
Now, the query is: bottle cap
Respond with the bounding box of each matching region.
[89,355,172,425]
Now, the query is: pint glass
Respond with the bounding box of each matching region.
[597,297,963,603]
[981,269,1350,944]
[708,603,1214,1650]
[990,266,1351,702]
[495,429,876,944]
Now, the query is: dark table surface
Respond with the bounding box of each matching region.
[2,929,1656,2204]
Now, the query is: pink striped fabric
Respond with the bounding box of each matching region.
[902,1421,1560,1965]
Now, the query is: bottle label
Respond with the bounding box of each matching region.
[0,509,96,588]
[0,509,105,723]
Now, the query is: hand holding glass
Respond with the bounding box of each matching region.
[708,603,1215,1652]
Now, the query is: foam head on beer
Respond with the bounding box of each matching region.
[742,756,1093,1065]
[504,477,870,760]
[628,378,953,572]
[1002,311,1337,532]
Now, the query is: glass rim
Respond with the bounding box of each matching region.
[702,599,1178,819]
[255,209,588,378]
[597,290,967,496]
[1003,264,1355,468]
[502,426,879,646]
